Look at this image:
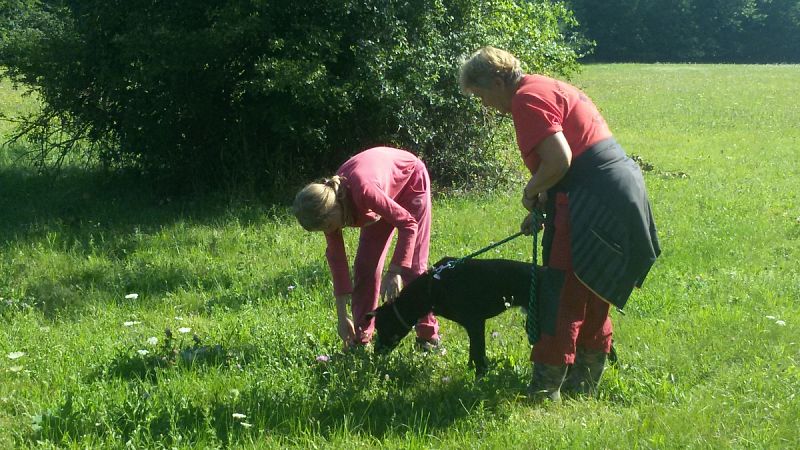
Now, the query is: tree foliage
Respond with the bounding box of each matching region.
[0,0,584,192]
[569,0,800,63]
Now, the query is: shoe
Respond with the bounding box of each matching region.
[527,363,568,402]
[415,336,441,352]
[562,347,607,396]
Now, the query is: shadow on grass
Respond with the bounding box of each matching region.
[89,340,262,384]
[33,347,531,447]
[0,166,300,318]
[0,164,296,241]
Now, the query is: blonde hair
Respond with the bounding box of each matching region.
[292,176,348,231]
[459,46,523,92]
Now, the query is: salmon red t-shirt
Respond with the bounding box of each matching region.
[511,75,612,173]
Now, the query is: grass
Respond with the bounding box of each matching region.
[1,64,799,448]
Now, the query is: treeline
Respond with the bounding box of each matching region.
[0,0,582,193]
[570,0,800,63]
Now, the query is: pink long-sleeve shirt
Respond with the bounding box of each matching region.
[324,147,423,296]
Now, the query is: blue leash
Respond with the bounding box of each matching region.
[432,231,526,279]
[525,219,541,345]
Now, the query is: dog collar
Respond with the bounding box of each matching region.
[391,301,414,330]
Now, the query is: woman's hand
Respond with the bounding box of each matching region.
[520,211,545,235]
[522,189,547,212]
[380,268,404,303]
[522,189,537,212]
[337,316,356,348]
[335,294,356,347]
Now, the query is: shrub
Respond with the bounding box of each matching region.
[1,0,584,193]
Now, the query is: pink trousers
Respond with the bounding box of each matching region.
[351,160,439,344]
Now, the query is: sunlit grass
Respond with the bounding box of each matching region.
[1,65,799,448]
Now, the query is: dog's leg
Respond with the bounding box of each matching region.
[465,320,488,376]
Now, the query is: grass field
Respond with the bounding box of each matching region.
[1,64,799,449]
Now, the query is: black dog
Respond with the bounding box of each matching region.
[369,257,538,375]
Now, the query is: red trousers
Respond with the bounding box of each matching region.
[531,193,613,365]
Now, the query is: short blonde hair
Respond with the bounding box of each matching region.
[459,46,523,92]
[292,176,344,231]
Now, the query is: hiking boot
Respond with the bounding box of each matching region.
[415,336,441,352]
[527,363,568,402]
[562,347,607,396]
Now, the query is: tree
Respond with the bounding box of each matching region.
[569,0,800,62]
[1,0,584,192]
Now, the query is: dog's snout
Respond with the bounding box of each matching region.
[374,335,400,354]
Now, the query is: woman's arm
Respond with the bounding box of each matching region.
[522,131,572,211]
[325,230,353,294]
[335,293,356,346]
[326,231,357,346]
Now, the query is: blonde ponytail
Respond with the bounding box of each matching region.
[292,175,349,231]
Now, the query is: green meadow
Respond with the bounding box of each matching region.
[1,64,798,448]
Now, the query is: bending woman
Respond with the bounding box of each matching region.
[293,147,440,350]
[460,47,660,401]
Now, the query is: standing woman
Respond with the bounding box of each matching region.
[292,147,440,350]
[459,47,660,401]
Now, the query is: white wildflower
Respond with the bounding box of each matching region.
[178,327,191,334]
[137,349,149,356]
[240,422,252,428]
[123,321,141,327]
[147,337,158,346]
[8,352,25,360]
[776,320,786,326]
[125,293,139,300]
[232,413,247,420]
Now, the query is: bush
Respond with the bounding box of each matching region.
[1,0,584,193]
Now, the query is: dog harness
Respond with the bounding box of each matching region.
[430,210,546,345]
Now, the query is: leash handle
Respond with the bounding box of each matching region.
[524,209,545,345]
[526,225,540,345]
